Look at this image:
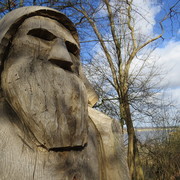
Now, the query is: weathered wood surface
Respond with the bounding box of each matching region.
[2,15,88,149]
[0,6,98,106]
[88,107,130,180]
[0,6,130,180]
[0,100,103,180]
[0,100,129,180]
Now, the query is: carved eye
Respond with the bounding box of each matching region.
[65,41,79,56]
[27,28,56,41]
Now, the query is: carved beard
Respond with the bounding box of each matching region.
[2,57,88,149]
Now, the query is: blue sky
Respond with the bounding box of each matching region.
[154,0,180,42]
[134,0,180,126]
[84,0,180,127]
[155,1,180,105]
[130,0,180,106]
[0,0,179,125]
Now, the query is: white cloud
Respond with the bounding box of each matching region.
[129,38,180,107]
[155,40,180,88]
[129,1,180,107]
[97,0,160,38]
[165,88,180,106]
[87,0,180,109]
[154,40,180,107]
[133,0,161,37]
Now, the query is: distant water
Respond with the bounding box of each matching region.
[124,129,175,143]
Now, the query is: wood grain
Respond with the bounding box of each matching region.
[0,6,130,180]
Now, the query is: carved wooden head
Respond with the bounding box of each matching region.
[0,7,98,150]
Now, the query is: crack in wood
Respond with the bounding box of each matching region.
[48,143,87,152]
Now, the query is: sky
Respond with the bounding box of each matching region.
[133,0,180,128]
[82,0,180,128]
[86,0,179,128]
[133,0,180,107]
[0,0,178,122]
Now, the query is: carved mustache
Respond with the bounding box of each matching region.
[49,59,73,72]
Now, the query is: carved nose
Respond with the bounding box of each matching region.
[48,38,73,71]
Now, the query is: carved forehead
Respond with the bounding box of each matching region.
[0,7,79,63]
[18,16,78,47]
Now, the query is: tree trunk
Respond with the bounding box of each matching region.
[120,87,144,180]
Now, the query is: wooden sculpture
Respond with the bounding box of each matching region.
[0,6,130,180]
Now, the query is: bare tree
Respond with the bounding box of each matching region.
[0,1,179,179]
[63,0,179,179]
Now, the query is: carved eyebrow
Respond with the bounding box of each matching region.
[65,40,79,56]
[27,28,56,41]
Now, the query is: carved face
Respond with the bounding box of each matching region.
[1,16,88,149]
